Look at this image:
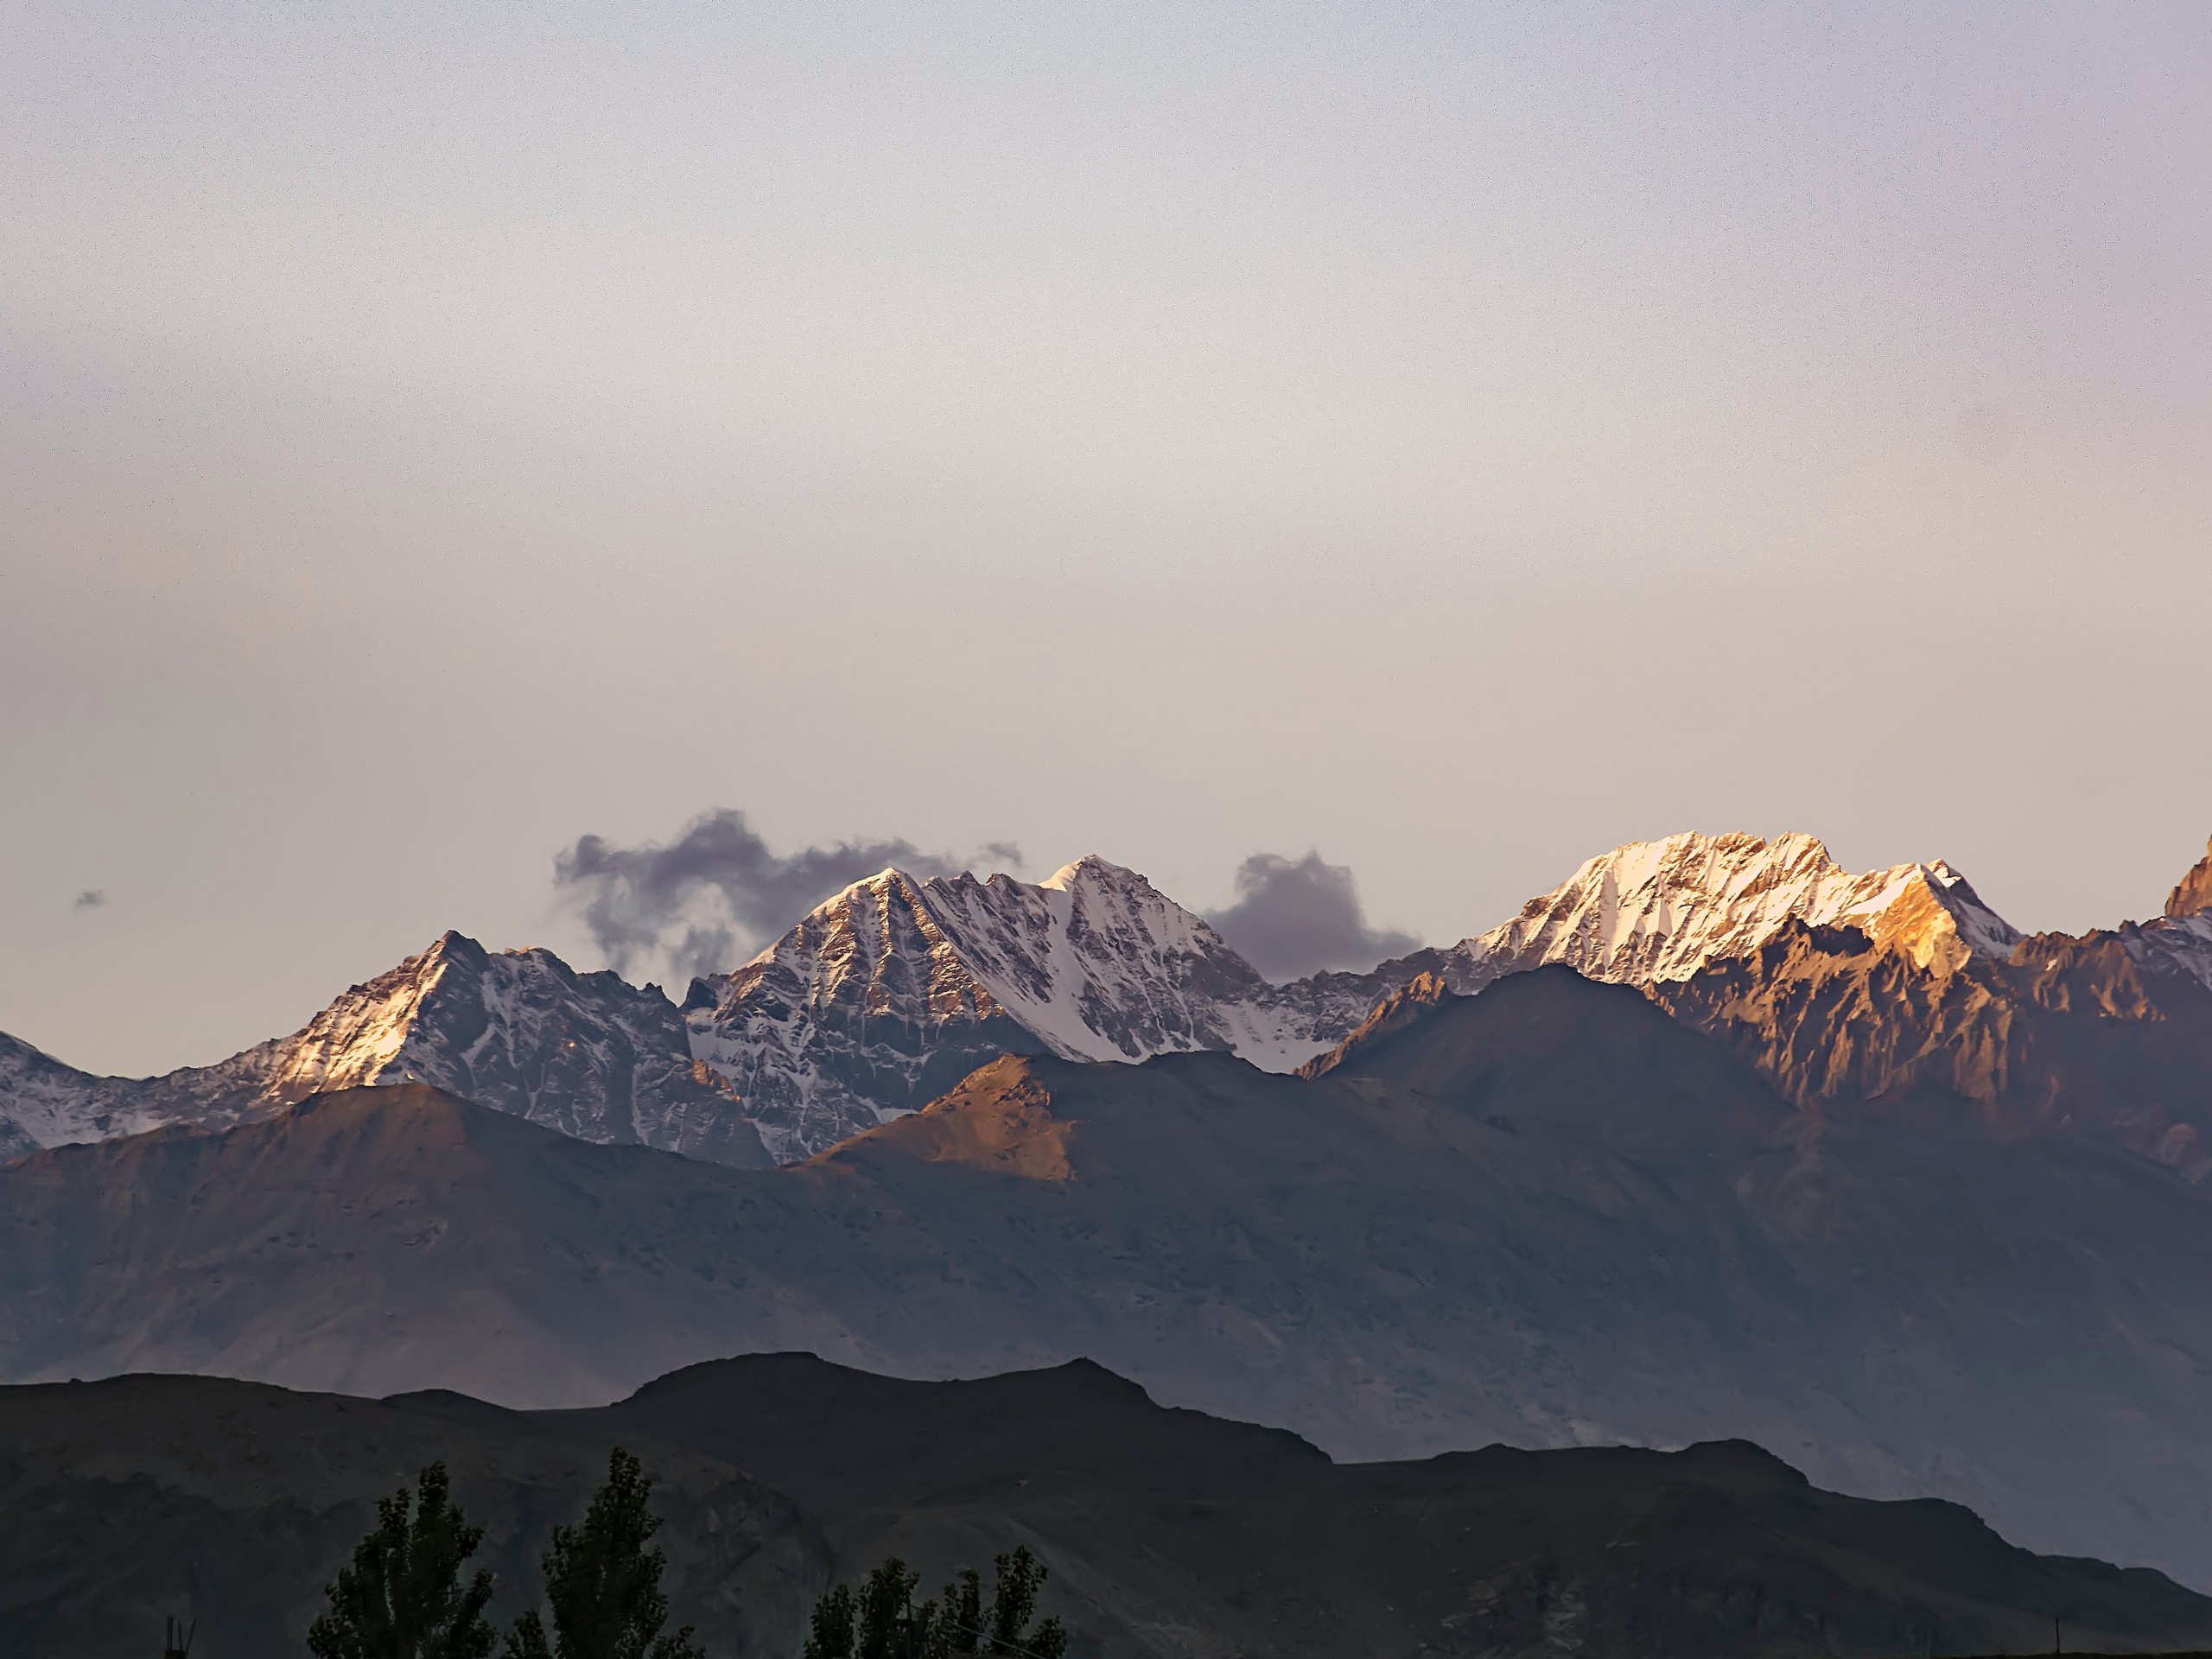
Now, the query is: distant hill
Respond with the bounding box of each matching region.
[6,1355,2212,1659]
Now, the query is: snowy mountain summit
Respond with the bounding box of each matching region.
[1440,830,2024,991]
[683,855,1396,1160]
[1451,828,2212,1000]
[0,931,768,1166]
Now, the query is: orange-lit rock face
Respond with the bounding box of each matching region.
[819,1056,1078,1183]
[2166,836,2212,920]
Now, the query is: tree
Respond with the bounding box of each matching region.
[308,1461,498,1659]
[505,1447,702,1659]
[975,1550,1061,1657]
[800,1548,1067,1659]
[801,1584,855,1659]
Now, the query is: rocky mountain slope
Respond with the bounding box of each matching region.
[10,969,2212,1585]
[1460,833,2212,1157]
[1651,914,2212,1154]
[0,932,769,1166]
[10,1355,2209,1659]
[1346,830,2212,1157]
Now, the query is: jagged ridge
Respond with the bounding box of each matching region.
[0,934,768,1166]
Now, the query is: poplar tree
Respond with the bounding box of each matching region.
[308,1462,498,1659]
[505,1447,702,1659]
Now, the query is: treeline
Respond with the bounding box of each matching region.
[800,1554,1066,1659]
[305,1450,698,1659]
[301,1451,1066,1659]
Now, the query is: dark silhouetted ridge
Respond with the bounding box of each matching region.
[7,1358,2211,1659]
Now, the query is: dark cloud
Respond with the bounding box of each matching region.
[73,889,105,910]
[554,808,1020,984]
[1204,852,1419,981]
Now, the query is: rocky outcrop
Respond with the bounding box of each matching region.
[1296,969,1453,1078]
[1649,920,2212,1167]
[2168,836,2212,919]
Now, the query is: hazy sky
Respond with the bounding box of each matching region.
[5,2,2208,1075]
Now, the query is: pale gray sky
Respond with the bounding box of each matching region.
[4,2,2208,1074]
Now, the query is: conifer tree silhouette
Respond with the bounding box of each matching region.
[308,1462,496,1659]
[801,1547,1066,1658]
[505,1447,702,1659]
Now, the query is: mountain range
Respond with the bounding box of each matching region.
[8,829,2212,1595]
[12,830,2211,1164]
[10,960,2212,1586]
[11,1354,2212,1659]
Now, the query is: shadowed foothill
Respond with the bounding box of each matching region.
[4,1356,2212,1658]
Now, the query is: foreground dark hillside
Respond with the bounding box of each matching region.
[5,1357,2210,1659]
[5,970,2212,1583]
[0,1370,823,1659]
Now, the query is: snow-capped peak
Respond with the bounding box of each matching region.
[0,931,765,1166]
[1039,853,1132,892]
[252,928,471,1099]
[683,855,1382,1160]
[1448,830,2022,991]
